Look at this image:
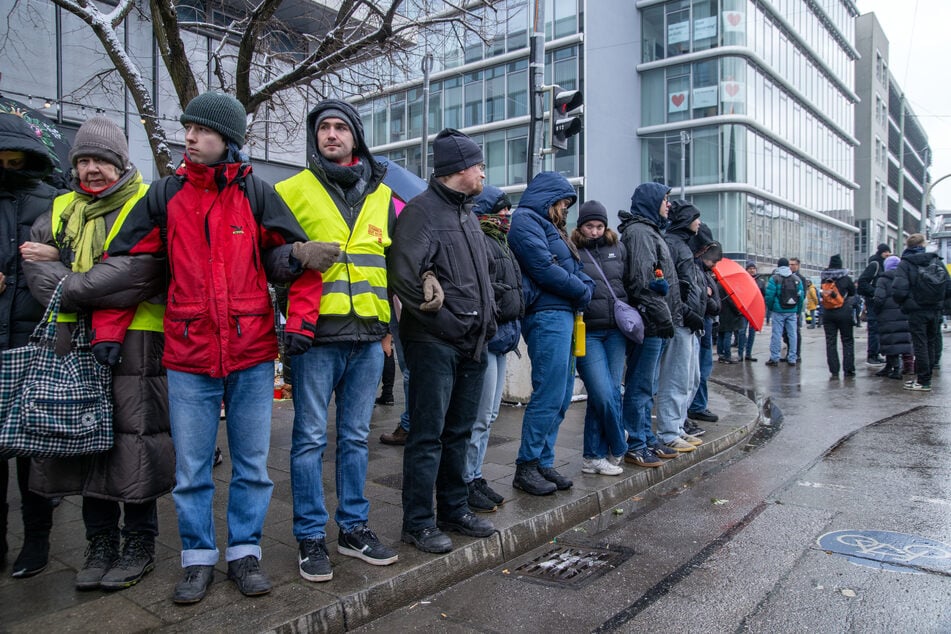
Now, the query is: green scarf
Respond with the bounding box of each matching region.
[479,218,511,254]
[59,171,142,272]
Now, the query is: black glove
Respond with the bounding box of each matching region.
[92,342,121,367]
[284,333,313,356]
[655,322,675,339]
[683,311,705,333]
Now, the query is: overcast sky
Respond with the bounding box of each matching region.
[855,0,951,210]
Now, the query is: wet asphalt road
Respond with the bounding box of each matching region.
[354,325,951,633]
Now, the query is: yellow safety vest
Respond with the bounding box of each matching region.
[276,170,392,322]
[50,186,164,332]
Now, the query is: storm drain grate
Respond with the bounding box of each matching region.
[510,544,631,588]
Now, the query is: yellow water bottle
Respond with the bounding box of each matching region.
[573,312,586,357]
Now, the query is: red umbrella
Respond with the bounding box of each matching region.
[714,257,766,331]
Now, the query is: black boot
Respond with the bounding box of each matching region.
[512,460,557,496]
[100,532,155,590]
[75,530,119,590]
[537,465,573,490]
[11,530,50,578]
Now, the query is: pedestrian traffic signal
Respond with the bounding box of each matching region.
[550,86,583,152]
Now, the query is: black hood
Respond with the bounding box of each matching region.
[689,222,721,259]
[306,99,372,170]
[0,113,54,182]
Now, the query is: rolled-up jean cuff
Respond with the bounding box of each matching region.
[226,544,262,563]
[182,548,218,567]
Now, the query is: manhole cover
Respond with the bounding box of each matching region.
[509,544,632,588]
[373,473,402,489]
[817,529,951,574]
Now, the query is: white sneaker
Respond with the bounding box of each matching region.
[582,457,623,476]
[666,437,697,453]
[607,453,622,466]
[680,433,703,446]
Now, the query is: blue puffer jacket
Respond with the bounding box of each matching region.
[508,172,594,314]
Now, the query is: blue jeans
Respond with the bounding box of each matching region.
[517,310,575,466]
[290,341,383,540]
[717,328,734,359]
[689,318,714,412]
[168,363,274,566]
[622,335,665,452]
[769,312,798,362]
[466,350,507,482]
[576,328,627,460]
[738,317,755,358]
[656,326,700,443]
[402,341,486,532]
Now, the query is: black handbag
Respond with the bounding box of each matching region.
[0,277,114,458]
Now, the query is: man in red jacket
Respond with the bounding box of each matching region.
[92,92,325,604]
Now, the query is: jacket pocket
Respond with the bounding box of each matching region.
[228,293,272,338]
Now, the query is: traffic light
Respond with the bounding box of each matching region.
[550,85,583,151]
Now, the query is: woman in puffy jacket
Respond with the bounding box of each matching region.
[872,255,913,380]
[570,201,626,477]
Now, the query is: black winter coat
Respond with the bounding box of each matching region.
[0,114,60,350]
[578,236,626,331]
[872,270,912,356]
[892,249,947,314]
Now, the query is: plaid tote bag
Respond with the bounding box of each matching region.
[0,277,113,458]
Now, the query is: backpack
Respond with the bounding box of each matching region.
[821,279,844,310]
[911,258,949,307]
[775,274,799,308]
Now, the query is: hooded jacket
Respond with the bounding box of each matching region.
[872,269,912,356]
[689,222,722,319]
[764,265,804,313]
[576,233,627,331]
[474,185,523,354]
[0,114,59,350]
[618,182,679,337]
[665,201,705,332]
[508,172,594,314]
[892,247,948,313]
[276,99,395,343]
[856,248,889,298]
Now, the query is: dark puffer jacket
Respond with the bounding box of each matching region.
[872,270,912,356]
[664,202,705,332]
[474,186,523,355]
[23,168,173,503]
[0,114,60,350]
[577,235,626,331]
[892,248,948,313]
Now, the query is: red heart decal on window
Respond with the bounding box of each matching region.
[727,12,741,26]
[725,83,739,97]
[671,94,685,107]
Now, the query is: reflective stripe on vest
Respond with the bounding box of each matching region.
[50,186,164,331]
[276,171,392,322]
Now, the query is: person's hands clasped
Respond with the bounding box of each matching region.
[292,241,341,273]
[420,270,444,312]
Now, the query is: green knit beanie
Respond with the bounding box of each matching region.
[180,92,247,146]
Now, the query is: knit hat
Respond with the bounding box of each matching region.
[828,254,843,269]
[884,255,900,271]
[432,128,483,177]
[876,243,891,256]
[180,92,247,146]
[746,262,757,271]
[577,200,608,227]
[315,108,357,137]
[777,257,789,267]
[68,116,129,171]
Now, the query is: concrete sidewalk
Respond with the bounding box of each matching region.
[1,369,762,633]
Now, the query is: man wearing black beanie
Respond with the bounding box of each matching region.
[857,242,892,365]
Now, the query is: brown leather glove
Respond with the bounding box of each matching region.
[420,270,444,312]
[292,241,341,273]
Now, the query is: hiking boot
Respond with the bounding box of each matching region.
[624,448,663,468]
[744,356,758,362]
[903,382,931,392]
[688,409,718,423]
[337,525,398,566]
[512,460,557,496]
[683,420,706,437]
[76,530,120,590]
[765,359,779,367]
[867,355,886,365]
[475,478,504,505]
[402,526,453,553]
[227,555,271,596]
[466,481,498,513]
[649,442,680,459]
[173,565,214,604]
[887,369,902,380]
[11,532,50,579]
[380,425,408,445]
[298,538,332,582]
[581,458,623,476]
[437,512,495,538]
[537,466,573,490]
[666,437,697,453]
[100,533,155,590]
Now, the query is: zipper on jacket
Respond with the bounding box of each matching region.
[234,316,242,336]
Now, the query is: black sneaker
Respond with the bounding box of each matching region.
[537,466,573,490]
[765,359,779,367]
[437,512,495,538]
[649,442,680,459]
[11,533,50,579]
[683,419,706,437]
[687,409,718,423]
[475,478,504,505]
[298,538,332,582]
[466,481,497,513]
[375,395,395,406]
[227,555,271,596]
[75,530,120,590]
[337,525,398,566]
[402,526,453,553]
[100,533,155,590]
[173,565,214,604]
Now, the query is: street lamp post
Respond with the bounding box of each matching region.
[921,173,951,239]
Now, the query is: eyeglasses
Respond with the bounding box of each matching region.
[473,163,486,173]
